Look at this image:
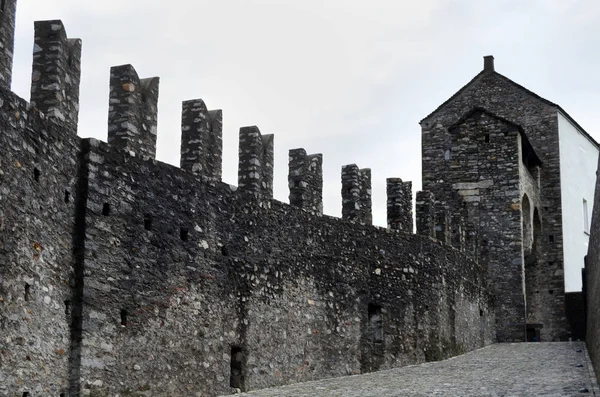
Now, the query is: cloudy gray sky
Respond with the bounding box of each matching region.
[11,0,600,291]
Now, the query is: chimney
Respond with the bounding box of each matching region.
[484,55,495,72]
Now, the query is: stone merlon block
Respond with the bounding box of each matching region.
[289,148,323,214]
[107,64,160,159]
[238,126,274,199]
[30,20,82,133]
[180,99,223,180]
[387,178,413,232]
[416,190,435,238]
[341,164,372,225]
[0,0,17,89]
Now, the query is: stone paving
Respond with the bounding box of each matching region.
[227,342,598,397]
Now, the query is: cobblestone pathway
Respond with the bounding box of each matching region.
[228,342,598,397]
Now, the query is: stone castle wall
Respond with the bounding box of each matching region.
[0,7,496,397]
[74,139,494,395]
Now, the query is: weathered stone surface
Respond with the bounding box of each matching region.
[341,164,372,224]
[288,148,323,214]
[107,64,159,160]
[386,178,412,232]
[30,20,81,134]
[229,342,599,397]
[0,0,17,90]
[238,126,274,199]
[180,99,223,180]
[421,60,568,342]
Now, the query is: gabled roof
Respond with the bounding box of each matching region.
[420,61,599,149]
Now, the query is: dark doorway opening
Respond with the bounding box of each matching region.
[230,346,245,390]
[526,324,542,342]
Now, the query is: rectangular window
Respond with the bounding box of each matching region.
[583,199,590,234]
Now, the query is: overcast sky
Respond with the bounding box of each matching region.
[11,0,600,291]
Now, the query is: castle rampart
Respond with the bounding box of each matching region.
[0,8,498,397]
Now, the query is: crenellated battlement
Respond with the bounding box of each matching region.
[0,6,496,396]
[107,64,160,159]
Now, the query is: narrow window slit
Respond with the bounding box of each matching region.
[230,346,244,389]
[64,190,71,203]
[22,393,30,397]
[144,214,152,231]
[180,227,189,241]
[24,283,31,302]
[484,134,490,143]
[33,167,40,182]
[102,203,111,216]
[221,246,229,257]
[120,309,127,327]
[64,300,71,319]
[368,303,383,343]
[549,235,555,244]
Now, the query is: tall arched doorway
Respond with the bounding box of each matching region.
[525,206,543,341]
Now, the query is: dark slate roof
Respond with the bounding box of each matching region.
[420,70,599,149]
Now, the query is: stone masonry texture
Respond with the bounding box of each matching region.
[341,164,372,225]
[0,0,16,89]
[288,148,323,214]
[0,3,598,396]
[421,61,569,343]
[30,20,82,134]
[386,178,412,232]
[180,99,223,180]
[0,15,496,392]
[107,64,159,160]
